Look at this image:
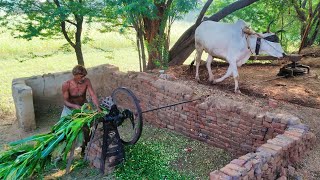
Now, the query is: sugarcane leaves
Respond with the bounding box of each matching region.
[63,118,86,160]
[0,143,34,162]
[51,141,67,162]
[52,115,72,131]
[41,133,65,158]
[0,104,105,179]
[9,133,53,146]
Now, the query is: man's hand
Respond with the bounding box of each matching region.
[74,104,82,109]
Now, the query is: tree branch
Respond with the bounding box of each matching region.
[291,0,307,21]
[195,0,214,25]
[65,19,77,26]
[53,0,75,48]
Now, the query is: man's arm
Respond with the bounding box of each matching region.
[86,79,101,111]
[62,82,81,109]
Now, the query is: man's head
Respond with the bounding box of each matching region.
[72,65,87,76]
[72,65,87,83]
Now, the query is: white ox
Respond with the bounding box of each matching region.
[194,19,285,93]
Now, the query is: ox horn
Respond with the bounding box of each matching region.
[275,29,285,34]
[266,20,275,33]
[243,26,256,35]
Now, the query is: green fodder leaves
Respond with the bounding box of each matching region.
[0,104,103,179]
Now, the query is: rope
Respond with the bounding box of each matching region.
[261,38,286,55]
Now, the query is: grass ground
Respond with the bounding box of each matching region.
[0,21,194,119]
[41,123,232,180]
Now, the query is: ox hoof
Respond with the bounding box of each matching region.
[208,77,215,82]
[234,89,242,94]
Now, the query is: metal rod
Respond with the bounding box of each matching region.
[142,98,202,113]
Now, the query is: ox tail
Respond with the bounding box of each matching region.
[189,52,197,74]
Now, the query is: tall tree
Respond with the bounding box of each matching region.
[0,0,106,66]
[291,0,320,50]
[102,0,197,71]
[168,0,259,66]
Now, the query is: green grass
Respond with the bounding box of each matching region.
[0,21,194,118]
[114,123,232,179]
[41,123,232,179]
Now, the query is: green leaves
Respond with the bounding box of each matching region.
[0,103,104,179]
[0,0,106,40]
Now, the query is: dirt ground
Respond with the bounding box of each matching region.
[165,47,320,179]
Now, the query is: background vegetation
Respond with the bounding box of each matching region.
[0,21,193,119]
[0,0,319,178]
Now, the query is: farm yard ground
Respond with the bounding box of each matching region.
[165,49,320,179]
[0,45,320,178]
[1,59,320,179]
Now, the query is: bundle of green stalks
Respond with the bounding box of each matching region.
[0,104,106,179]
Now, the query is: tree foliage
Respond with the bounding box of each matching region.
[206,0,320,51]
[0,0,107,65]
[102,0,198,71]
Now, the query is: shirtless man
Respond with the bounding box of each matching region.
[61,65,101,155]
[61,65,101,116]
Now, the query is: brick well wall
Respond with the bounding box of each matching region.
[85,64,316,179]
[14,64,315,179]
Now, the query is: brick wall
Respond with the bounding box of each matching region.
[14,64,316,178]
[85,64,315,179]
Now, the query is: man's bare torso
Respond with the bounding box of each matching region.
[63,79,89,107]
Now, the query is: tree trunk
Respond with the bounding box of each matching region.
[54,0,85,66]
[144,19,162,69]
[138,24,147,72]
[168,0,259,66]
[307,18,319,46]
[75,14,84,66]
[143,2,168,70]
[74,45,84,66]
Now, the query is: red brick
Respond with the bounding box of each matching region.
[225,163,248,176]
[252,134,264,141]
[274,128,285,134]
[284,131,303,138]
[209,170,230,180]
[220,166,241,177]
[230,159,246,166]
[263,121,272,128]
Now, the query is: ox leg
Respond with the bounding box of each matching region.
[195,49,203,82]
[215,62,240,93]
[206,55,214,82]
[214,65,233,83]
[232,66,241,94]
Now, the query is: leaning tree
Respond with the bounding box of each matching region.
[0,0,106,66]
[168,0,260,66]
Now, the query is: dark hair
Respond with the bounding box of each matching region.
[72,65,87,76]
